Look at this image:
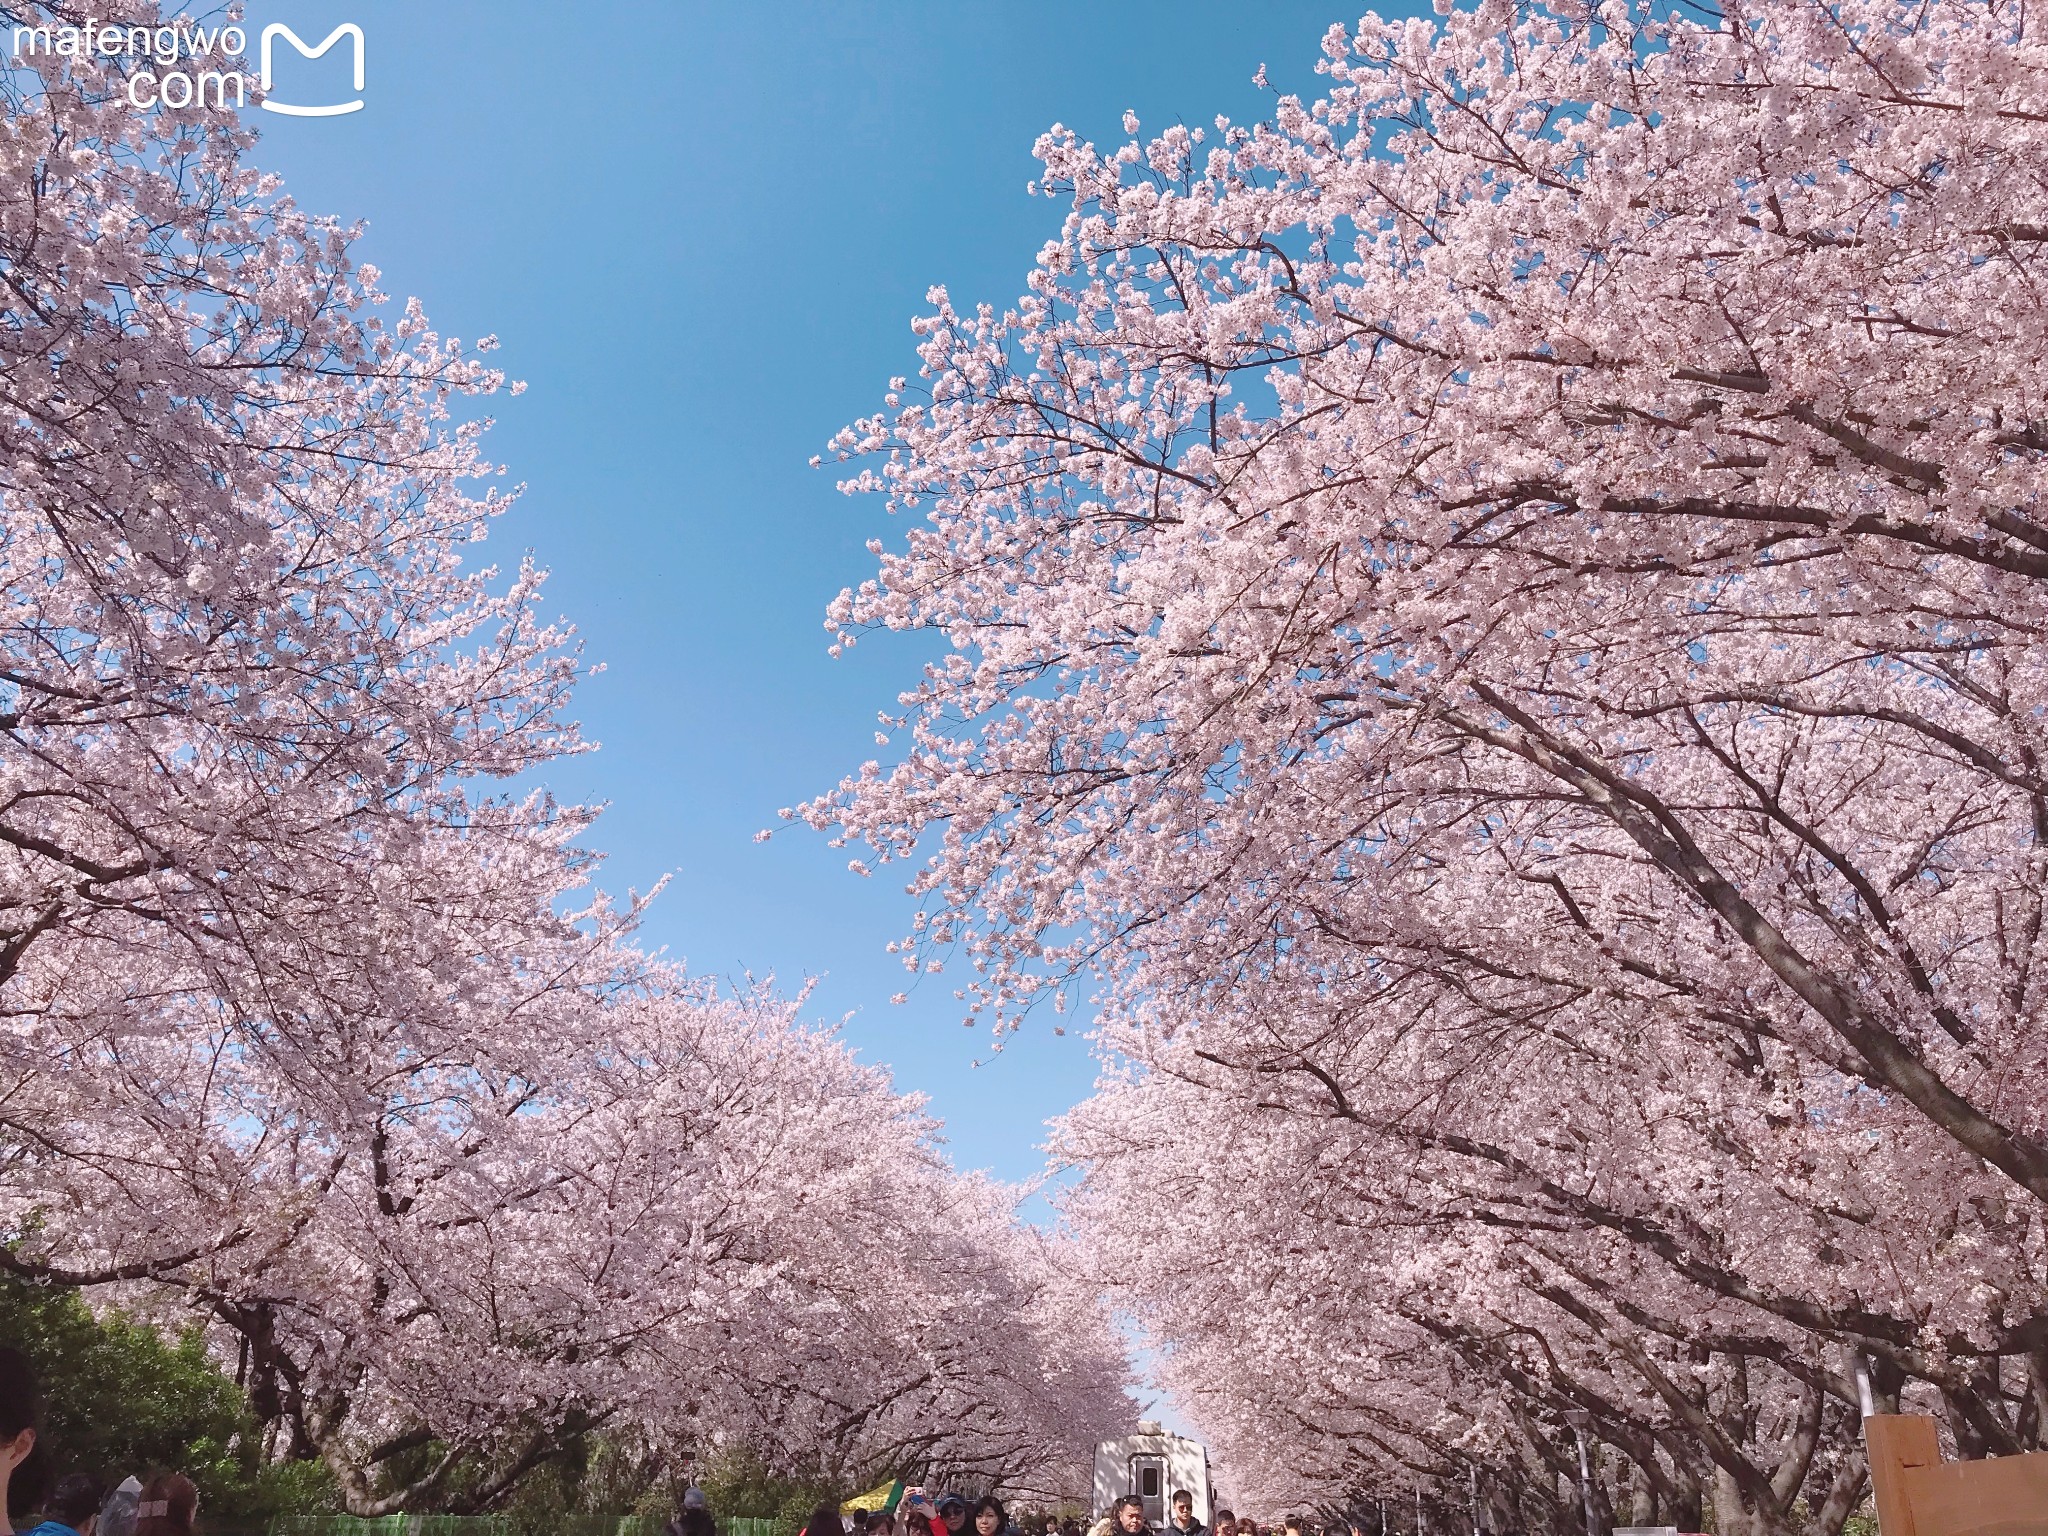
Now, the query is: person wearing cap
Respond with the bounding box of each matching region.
[668,1488,715,1536]
[937,1494,969,1536]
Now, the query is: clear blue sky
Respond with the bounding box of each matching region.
[245,0,1417,1189]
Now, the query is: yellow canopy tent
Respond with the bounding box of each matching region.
[843,1482,904,1517]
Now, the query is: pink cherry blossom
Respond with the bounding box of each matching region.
[809,1,2048,1528]
[0,5,1131,1506]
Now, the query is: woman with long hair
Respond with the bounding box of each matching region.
[132,1475,197,1536]
[803,1506,844,1536]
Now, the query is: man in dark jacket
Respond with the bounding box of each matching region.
[1163,1493,1204,1536]
[667,1486,717,1536]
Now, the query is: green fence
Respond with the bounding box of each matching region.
[272,1517,774,1536]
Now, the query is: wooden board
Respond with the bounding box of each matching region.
[1866,1415,2048,1536]
[1902,1455,2048,1536]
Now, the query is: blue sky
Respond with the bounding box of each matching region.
[243,0,1410,1191]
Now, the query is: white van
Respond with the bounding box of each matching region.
[1093,1424,1214,1527]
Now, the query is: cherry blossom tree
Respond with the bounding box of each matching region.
[9,957,1128,1510]
[0,0,603,1239]
[0,3,1132,1507]
[1052,963,1975,1536]
[810,0,2048,1194]
[806,0,2048,1522]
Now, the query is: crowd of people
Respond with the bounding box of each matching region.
[0,1350,197,1536]
[792,1488,1022,1536]
[790,1486,1337,1536]
[4,1342,1346,1536]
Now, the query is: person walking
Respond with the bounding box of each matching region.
[23,1477,101,1536]
[1164,1493,1203,1536]
[803,1504,845,1536]
[970,1498,1007,1536]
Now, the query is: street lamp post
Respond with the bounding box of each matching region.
[1565,1409,1599,1536]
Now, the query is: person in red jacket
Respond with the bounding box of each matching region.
[900,1489,949,1536]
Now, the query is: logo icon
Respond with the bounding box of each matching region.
[259,22,363,116]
